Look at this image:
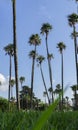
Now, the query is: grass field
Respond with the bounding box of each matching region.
[0,110,78,130]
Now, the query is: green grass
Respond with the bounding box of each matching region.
[0,111,78,130]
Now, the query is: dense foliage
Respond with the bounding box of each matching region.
[0,97,8,112]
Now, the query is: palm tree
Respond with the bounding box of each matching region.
[71,84,78,109]
[19,76,25,108]
[55,84,62,98]
[19,76,25,89]
[57,42,66,107]
[43,91,47,104]
[40,23,54,103]
[68,13,78,107]
[36,55,50,104]
[48,87,53,101]
[29,50,37,108]
[65,96,69,111]
[12,0,20,110]
[55,84,62,110]
[4,43,14,110]
[10,79,15,100]
[28,34,41,53]
[28,34,41,108]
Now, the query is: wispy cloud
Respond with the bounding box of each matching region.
[38,5,52,20]
[0,73,9,91]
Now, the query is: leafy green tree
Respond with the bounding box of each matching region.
[37,55,50,104]
[57,42,66,107]
[28,34,41,108]
[12,0,20,110]
[4,43,14,110]
[20,86,32,109]
[0,97,8,112]
[68,13,78,107]
[40,23,54,103]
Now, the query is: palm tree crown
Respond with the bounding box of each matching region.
[36,55,45,64]
[10,79,15,87]
[57,42,66,53]
[40,23,52,35]
[19,76,25,85]
[29,50,37,59]
[4,44,14,56]
[68,13,78,27]
[28,34,41,46]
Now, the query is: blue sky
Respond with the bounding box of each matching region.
[0,0,78,102]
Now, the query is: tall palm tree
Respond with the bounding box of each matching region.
[12,0,20,110]
[57,42,66,107]
[68,13,78,107]
[10,79,15,99]
[28,34,41,108]
[37,55,50,104]
[4,43,14,110]
[29,50,37,108]
[40,23,54,103]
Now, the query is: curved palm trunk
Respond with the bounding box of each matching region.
[8,55,12,110]
[12,0,20,110]
[40,64,50,104]
[30,45,36,109]
[73,25,78,108]
[61,51,64,107]
[45,34,54,103]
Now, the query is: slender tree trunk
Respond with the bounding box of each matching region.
[45,34,54,103]
[12,0,20,110]
[30,45,36,109]
[21,83,23,109]
[8,55,12,110]
[40,64,50,104]
[11,86,13,98]
[73,25,78,109]
[61,51,64,108]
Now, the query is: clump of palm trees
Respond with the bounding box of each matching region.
[28,34,41,108]
[68,13,78,109]
[3,0,78,111]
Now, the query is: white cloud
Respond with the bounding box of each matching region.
[0,73,9,91]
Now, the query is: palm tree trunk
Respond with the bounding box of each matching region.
[45,34,54,103]
[21,83,23,109]
[61,51,64,108]
[73,25,78,109]
[12,0,20,110]
[30,45,36,109]
[8,55,12,110]
[40,64,50,104]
